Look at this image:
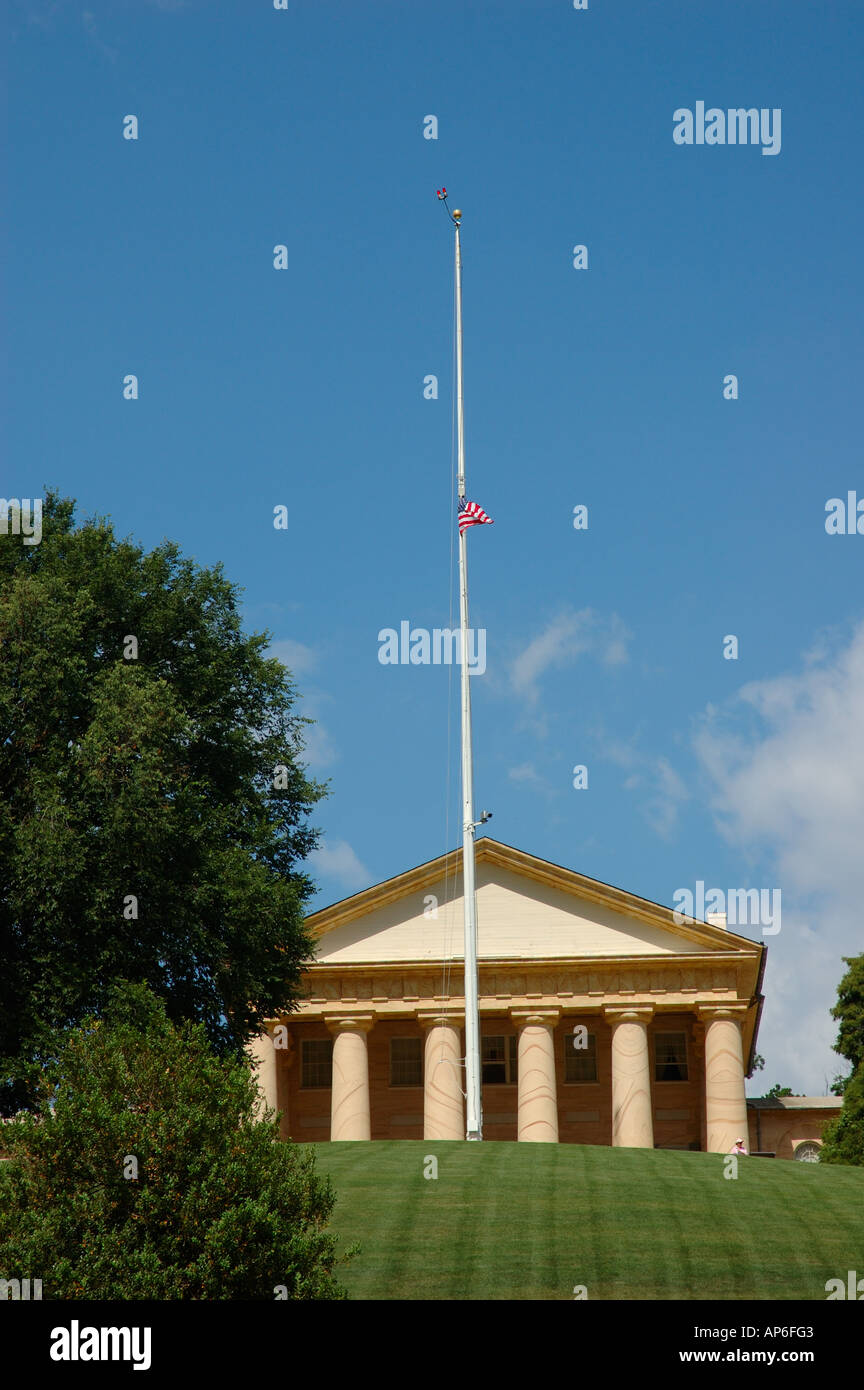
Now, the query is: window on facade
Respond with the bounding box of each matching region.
[301,1039,333,1089]
[482,1035,517,1085]
[565,1032,598,1083]
[655,1032,688,1082]
[390,1037,423,1087]
[793,1142,821,1163]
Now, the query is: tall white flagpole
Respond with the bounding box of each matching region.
[452,206,483,1141]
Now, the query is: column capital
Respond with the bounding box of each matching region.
[604,1006,654,1025]
[418,1010,463,1029]
[698,1004,749,1024]
[511,1009,560,1028]
[324,1013,375,1035]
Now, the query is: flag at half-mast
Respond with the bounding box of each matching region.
[458,497,494,535]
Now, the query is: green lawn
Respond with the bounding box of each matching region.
[306,1141,864,1300]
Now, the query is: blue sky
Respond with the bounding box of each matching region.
[5,0,864,1093]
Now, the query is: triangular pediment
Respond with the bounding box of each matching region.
[306,839,756,966]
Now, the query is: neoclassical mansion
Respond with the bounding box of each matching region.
[249,840,836,1156]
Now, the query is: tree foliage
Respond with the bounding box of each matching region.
[0,493,325,1113]
[830,955,864,1073]
[0,984,349,1299]
[820,1067,864,1167]
[821,955,864,1165]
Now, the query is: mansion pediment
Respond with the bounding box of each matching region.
[306,838,760,970]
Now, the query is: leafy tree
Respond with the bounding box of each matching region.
[0,983,350,1299]
[0,493,324,1113]
[821,1067,864,1167]
[829,1072,850,1098]
[829,956,864,1073]
[766,1083,794,1098]
[821,956,864,1166]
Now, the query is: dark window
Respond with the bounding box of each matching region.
[565,1031,598,1083]
[655,1032,688,1082]
[390,1037,423,1087]
[301,1039,333,1088]
[482,1035,517,1084]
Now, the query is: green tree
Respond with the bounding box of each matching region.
[1,494,324,1113]
[0,983,350,1299]
[829,956,864,1073]
[766,1083,794,1098]
[821,1068,864,1167]
[821,956,864,1166]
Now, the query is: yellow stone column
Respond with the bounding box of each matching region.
[247,1022,278,1120]
[327,1016,373,1141]
[512,1010,560,1142]
[700,1006,749,1153]
[606,1007,655,1148]
[420,1012,464,1140]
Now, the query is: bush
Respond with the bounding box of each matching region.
[820,1065,864,1168]
[0,984,350,1299]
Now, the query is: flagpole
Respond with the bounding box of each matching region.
[452,207,483,1142]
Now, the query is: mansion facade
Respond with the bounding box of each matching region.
[249,840,836,1155]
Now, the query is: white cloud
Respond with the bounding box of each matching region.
[510,608,630,706]
[268,638,319,678]
[508,762,542,785]
[603,738,640,769]
[642,756,690,839]
[693,621,864,1093]
[592,730,690,837]
[297,717,337,771]
[82,10,118,62]
[265,640,337,769]
[308,839,370,894]
[694,621,864,897]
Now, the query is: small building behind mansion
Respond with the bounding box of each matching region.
[249,840,838,1156]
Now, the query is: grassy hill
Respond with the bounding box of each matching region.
[307,1140,864,1300]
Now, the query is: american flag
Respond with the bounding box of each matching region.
[458,497,494,535]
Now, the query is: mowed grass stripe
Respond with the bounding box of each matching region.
[308,1141,864,1301]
